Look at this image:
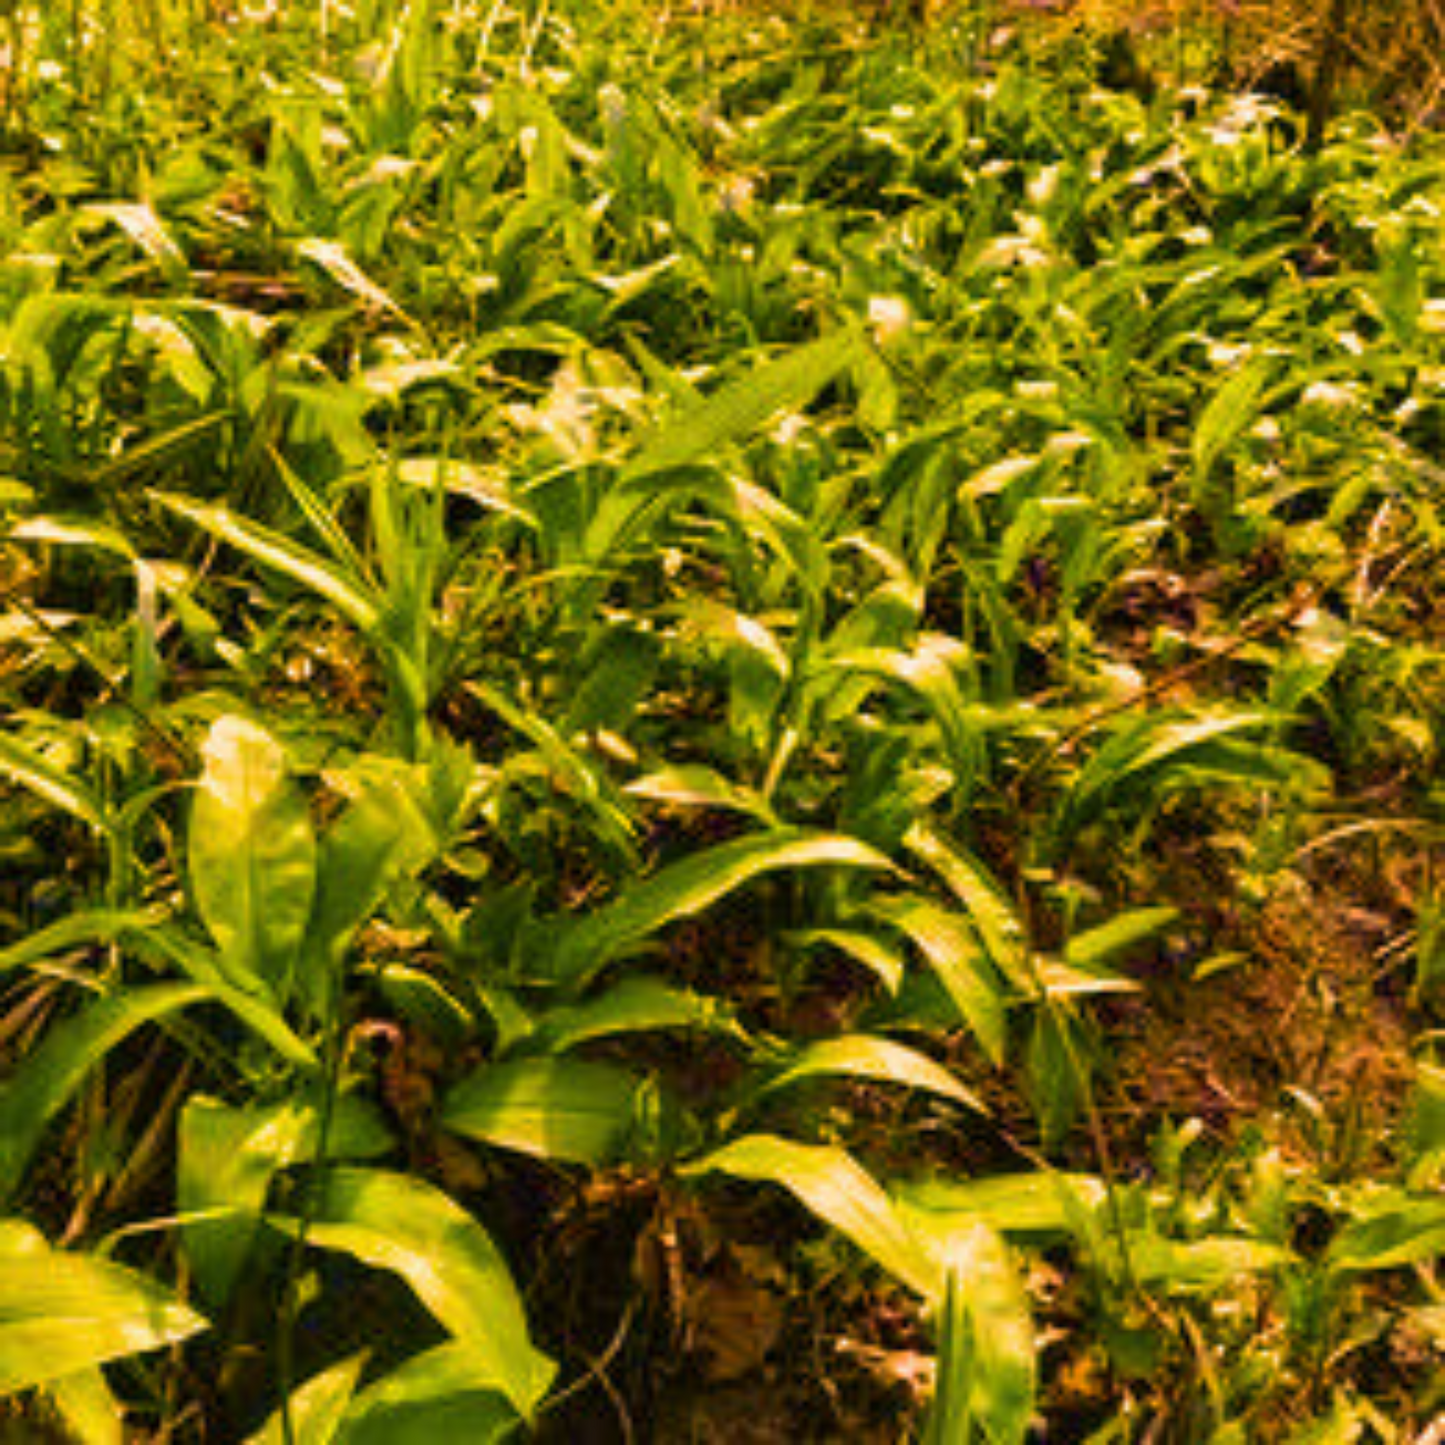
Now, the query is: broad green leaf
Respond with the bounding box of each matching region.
[298,757,439,1018]
[1025,1004,1089,1150]
[624,764,777,823]
[1051,711,1313,852]
[1127,1234,1294,1290]
[190,715,317,1003]
[0,908,162,977]
[131,925,317,1068]
[550,829,892,987]
[923,1224,1035,1445]
[180,1094,393,1307]
[688,1134,938,1300]
[564,627,662,736]
[45,1365,124,1445]
[825,639,984,802]
[340,1344,520,1445]
[245,1353,367,1445]
[0,1221,207,1393]
[528,976,736,1054]
[1064,907,1179,973]
[152,493,381,635]
[272,1168,554,1419]
[90,202,189,285]
[873,896,1009,1066]
[905,823,1032,992]
[0,983,207,1204]
[1328,1198,1445,1273]
[622,332,863,483]
[899,1171,1107,1239]
[785,927,908,994]
[442,1057,642,1165]
[1191,354,1272,501]
[0,727,108,833]
[1408,1061,1445,1189]
[757,1034,986,1114]
[298,238,407,320]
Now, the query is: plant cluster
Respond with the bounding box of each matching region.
[1,0,1443,1439]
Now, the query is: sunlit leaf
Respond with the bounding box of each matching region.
[442,1057,642,1165]
[180,1094,393,1307]
[339,1344,521,1445]
[190,716,317,1003]
[688,1134,938,1300]
[0,728,109,834]
[245,1353,367,1445]
[273,1169,555,1419]
[757,1034,986,1113]
[922,1224,1035,1445]
[873,896,1009,1066]
[0,1221,207,1393]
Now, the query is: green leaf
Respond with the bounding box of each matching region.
[442,1057,642,1166]
[550,829,892,988]
[1025,1004,1090,1150]
[0,909,162,977]
[757,1034,987,1114]
[0,728,109,834]
[339,1344,521,1445]
[785,927,907,994]
[152,493,382,635]
[873,896,1009,1066]
[688,1134,938,1300]
[44,1364,125,1445]
[298,238,407,320]
[89,202,189,285]
[899,1171,1107,1240]
[923,1224,1035,1445]
[1408,1062,1445,1189]
[0,1221,208,1393]
[622,332,863,483]
[1328,1198,1445,1273]
[905,823,1033,993]
[299,757,439,1018]
[1127,1234,1293,1291]
[0,983,207,1205]
[1064,907,1179,973]
[131,925,317,1068]
[179,1094,393,1307]
[529,976,736,1054]
[273,1168,554,1420]
[1191,354,1272,507]
[624,764,777,824]
[245,1353,367,1445]
[825,639,984,802]
[190,715,317,1003]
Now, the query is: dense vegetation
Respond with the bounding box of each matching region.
[2,0,1443,1438]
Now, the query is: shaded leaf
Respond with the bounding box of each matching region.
[0,983,207,1205]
